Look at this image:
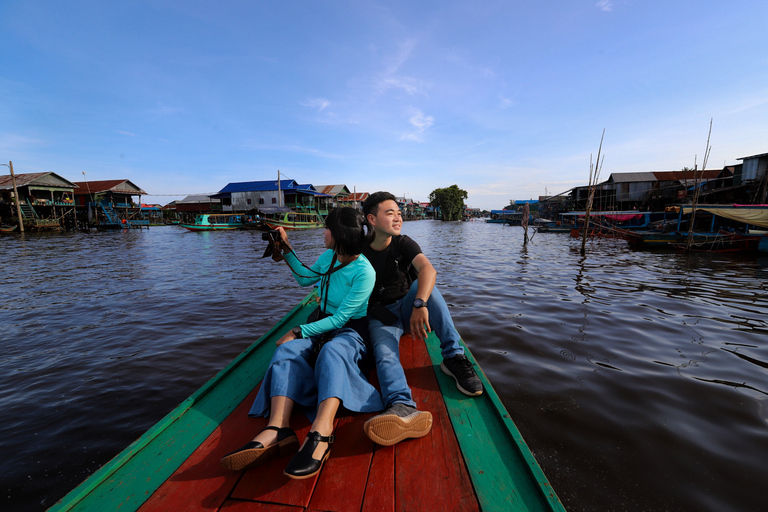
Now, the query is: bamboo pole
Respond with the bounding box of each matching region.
[686,119,712,251]
[581,130,605,256]
[9,161,25,233]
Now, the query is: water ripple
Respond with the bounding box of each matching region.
[2,224,768,511]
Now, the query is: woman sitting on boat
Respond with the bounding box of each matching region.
[220,207,381,479]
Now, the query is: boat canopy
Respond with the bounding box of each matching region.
[257,206,293,214]
[680,205,768,228]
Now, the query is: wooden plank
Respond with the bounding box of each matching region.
[361,445,395,512]
[395,334,481,512]
[138,386,262,511]
[220,500,303,511]
[423,336,566,512]
[306,413,376,511]
[230,418,318,508]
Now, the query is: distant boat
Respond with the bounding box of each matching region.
[0,224,19,233]
[264,211,324,230]
[181,214,260,231]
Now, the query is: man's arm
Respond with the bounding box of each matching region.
[410,253,436,341]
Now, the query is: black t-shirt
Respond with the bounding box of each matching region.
[362,235,422,306]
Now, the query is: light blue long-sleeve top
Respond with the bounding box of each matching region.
[283,250,374,338]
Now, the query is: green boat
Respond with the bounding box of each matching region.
[48,292,564,512]
[180,213,261,231]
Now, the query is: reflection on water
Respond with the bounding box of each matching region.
[2,223,767,511]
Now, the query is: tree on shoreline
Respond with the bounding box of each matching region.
[429,184,468,221]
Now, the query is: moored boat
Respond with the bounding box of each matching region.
[0,224,19,233]
[180,213,261,231]
[48,292,565,512]
[264,211,324,230]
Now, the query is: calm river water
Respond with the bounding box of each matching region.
[2,222,767,512]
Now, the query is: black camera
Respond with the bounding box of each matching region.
[261,229,282,259]
[261,229,281,242]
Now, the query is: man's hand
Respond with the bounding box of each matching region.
[276,329,297,346]
[410,306,431,342]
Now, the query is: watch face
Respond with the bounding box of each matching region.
[414,299,426,308]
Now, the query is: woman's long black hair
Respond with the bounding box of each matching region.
[324,207,368,256]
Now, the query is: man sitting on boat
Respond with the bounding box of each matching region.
[361,191,483,447]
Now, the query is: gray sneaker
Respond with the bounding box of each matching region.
[364,403,433,446]
[441,354,483,396]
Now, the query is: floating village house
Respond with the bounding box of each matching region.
[72,179,149,228]
[337,191,369,209]
[571,169,723,211]
[0,171,77,229]
[315,185,351,210]
[170,194,222,214]
[737,152,768,203]
[212,180,331,215]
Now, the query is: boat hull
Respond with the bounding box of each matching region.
[264,220,324,230]
[48,292,564,512]
[180,223,240,231]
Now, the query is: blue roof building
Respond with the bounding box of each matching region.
[212,179,331,213]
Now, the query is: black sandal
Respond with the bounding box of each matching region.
[220,426,299,471]
[283,431,334,479]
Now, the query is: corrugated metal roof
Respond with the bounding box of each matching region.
[72,180,147,195]
[652,170,720,181]
[0,172,78,190]
[737,152,768,161]
[178,194,220,203]
[608,172,658,183]
[218,180,299,193]
[316,184,350,196]
[338,192,369,202]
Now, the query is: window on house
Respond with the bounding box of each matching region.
[272,197,277,204]
[247,198,252,205]
[259,198,264,204]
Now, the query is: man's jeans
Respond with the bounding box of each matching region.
[368,281,464,408]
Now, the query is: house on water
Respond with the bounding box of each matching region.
[0,172,77,230]
[72,179,149,228]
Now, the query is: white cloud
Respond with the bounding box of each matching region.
[374,76,430,97]
[116,130,136,136]
[301,98,330,112]
[400,108,434,142]
[498,95,514,109]
[597,0,613,12]
[149,102,184,120]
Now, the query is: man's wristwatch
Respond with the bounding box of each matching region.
[413,298,427,309]
[292,326,303,338]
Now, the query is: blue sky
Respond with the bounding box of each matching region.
[2,1,767,210]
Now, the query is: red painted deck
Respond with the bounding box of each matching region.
[138,334,480,512]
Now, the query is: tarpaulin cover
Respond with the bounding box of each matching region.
[681,206,768,228]
[603,214,643,222]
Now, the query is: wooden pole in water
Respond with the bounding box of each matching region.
[686,119,712,251]
[9,161,25,233]
[581,130,604,256]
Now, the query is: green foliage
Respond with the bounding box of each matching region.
[429,184,468,221]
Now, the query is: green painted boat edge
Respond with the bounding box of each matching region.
[47,292,318,512]
[424,335,565,512]
[48,292,564,512]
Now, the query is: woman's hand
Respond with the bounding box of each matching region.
[275,227,291,251]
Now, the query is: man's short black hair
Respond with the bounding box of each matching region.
[324,207,368,256]
[363,191,397,217]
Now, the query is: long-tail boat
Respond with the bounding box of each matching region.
[264,211,325,230]
[48,292,565,512]
[181,213,262,231]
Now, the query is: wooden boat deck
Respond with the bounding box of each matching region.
[49,293,564,512]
